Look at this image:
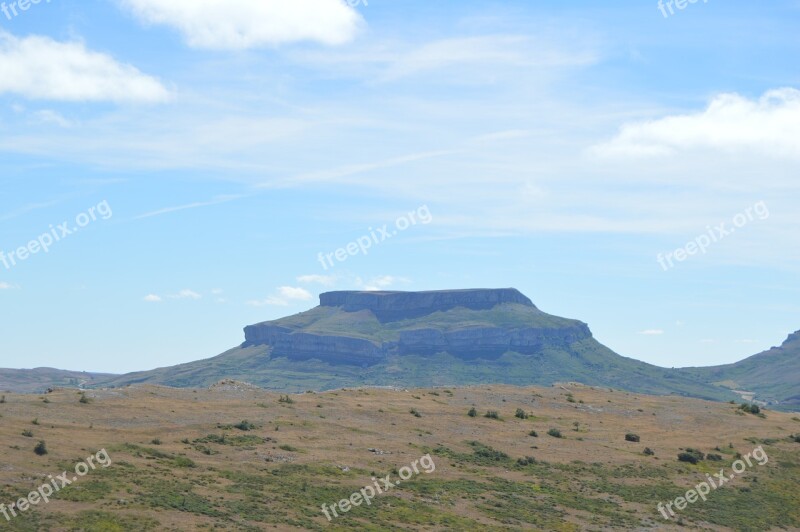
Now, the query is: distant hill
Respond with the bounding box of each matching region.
[679,330,800,409]
[0,367,115,394]
[97,288,737,402]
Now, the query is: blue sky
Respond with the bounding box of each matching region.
[1,0,799,374]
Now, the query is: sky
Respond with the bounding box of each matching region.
[1,0,799,374]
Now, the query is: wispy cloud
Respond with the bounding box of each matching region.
[0,282,17,290]
[297,274,337,286]
[134,195,244,220]
[259,150,457,188]
[143,294,162,302]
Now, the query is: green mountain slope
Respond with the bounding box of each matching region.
[679,330,800,409]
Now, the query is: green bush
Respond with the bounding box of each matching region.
[678,448,705,464]
[528,430,539,437]
[738,403,761,415]
[547,428,562,438]
[515,408,528,420]
[410,409,422,418]
[34,440,48,456]
[234,420,256,431]
[625,433,640,442]
[643,447,655,456]
[467,407,477,417]
[22,429,33,438]
[484,411,500,420]
[173,456,196,468]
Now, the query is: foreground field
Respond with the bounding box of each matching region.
[0,382,798,531]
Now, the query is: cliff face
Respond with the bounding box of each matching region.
[243,289,591,365]
[319,288,535,322]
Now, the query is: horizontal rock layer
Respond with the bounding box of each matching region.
[319,288,534,322]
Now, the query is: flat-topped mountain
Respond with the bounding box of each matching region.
[96,289,737,402]
[243,288,590,365]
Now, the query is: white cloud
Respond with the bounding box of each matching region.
[143,294,162,302]
[297,274,336,286]
[638,329,664,336]
[171,289,202,300]
[592,88,800,159]
[1,282,15,290]
[120,0,362,50]
[247,286,313,307]
[0,31,170,102]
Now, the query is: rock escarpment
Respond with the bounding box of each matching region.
[243,289,592,365]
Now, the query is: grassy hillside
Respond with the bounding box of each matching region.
[0,384,797,530]
[0,368,114,394]
[679,331,800,410]
[96,339,739,403]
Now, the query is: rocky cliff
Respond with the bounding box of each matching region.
[319,288,535,321]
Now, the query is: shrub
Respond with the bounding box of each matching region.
[79,393,91,404]
[528,430,539,437]
[515,408,528,420]
[234,420,256,431]
[34,441,48,456]
[566,393,576,403]
[516,456,536,466]
[625,433,641,442]
[738,403,761,415]
[643,447,655,456]
[707,453,723,461]
[278,395,295,404]
[22,429,33,438]
[0,395,5,403]
[467,407,477,417]
[279,444,298,452]
[173,456,196,468]
[789,434,800,443]
[151,438,162,445]
[31,418,39,425]
[484,411,500,420]
[410,409,422,418]
[678,448,705,464]
[547,428,563,438]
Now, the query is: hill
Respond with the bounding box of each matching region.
[679,330,800,409]
[0,368,114,394]
[0,383,797,530]
[98,289,735,402]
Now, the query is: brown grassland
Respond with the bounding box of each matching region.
[0,382,798,531]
